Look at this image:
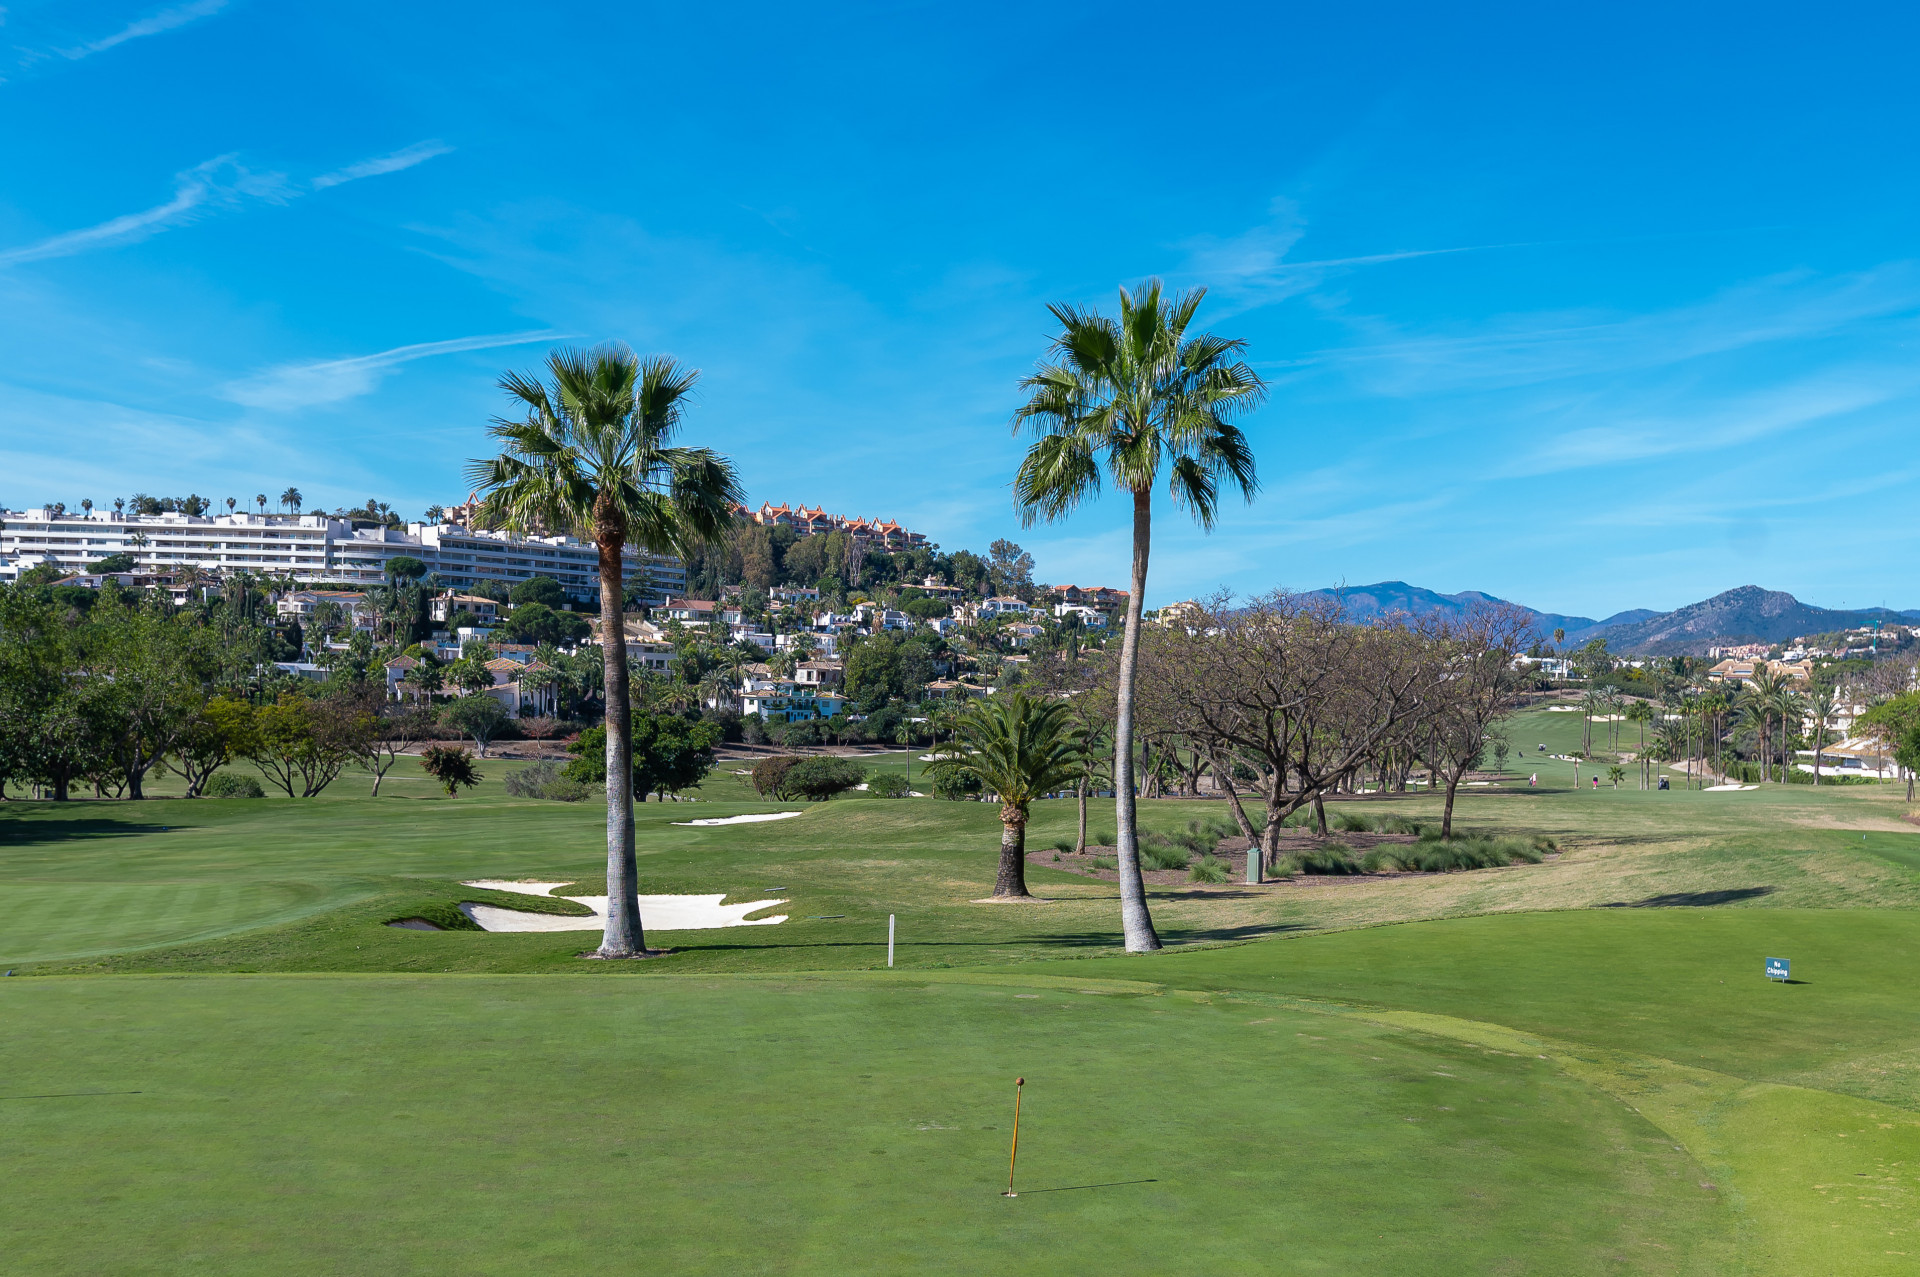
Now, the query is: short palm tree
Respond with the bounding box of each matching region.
[468,344,740,959]
[926,692,1086,898]
[402,658,443,705]
[1011,279,1263,951]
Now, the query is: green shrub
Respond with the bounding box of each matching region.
[785,756,866,801]
[201,771,264,798]
[1187,854,1231,884]
[1090,856,1117,871]
[1334,812,1373,833]
[1094,828,1115,846]
[1377,814,1424,835]
[930,767,983,801]
[751,755,803,799]
[866,771,911,798]
[504,760,590,802]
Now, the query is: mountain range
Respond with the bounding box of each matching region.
[1306,582,1920,656]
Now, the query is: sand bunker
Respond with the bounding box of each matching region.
[672,812,806,827]
[1704,783,1759,792]
[459,881,788,931]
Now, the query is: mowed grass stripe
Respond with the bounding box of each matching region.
[0,882,363,963]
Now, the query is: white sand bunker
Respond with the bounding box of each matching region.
[672,811,806,827]
[460,881,788,932]
[1704,783,1760,792]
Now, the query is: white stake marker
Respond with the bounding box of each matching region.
[888,914,896,967]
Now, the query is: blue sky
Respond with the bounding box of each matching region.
[4,1,1918,616]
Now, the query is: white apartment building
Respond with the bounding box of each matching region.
[0,508,685,603]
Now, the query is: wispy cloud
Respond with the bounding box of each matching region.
[56,0,227,60]
[1176,196,1495,313]
[0,141,452,268]
[1498,369,1911,478]
[313,140,453,189]
[0,154,287,267]
[219,331,567,410]
[1317,265,1920,397]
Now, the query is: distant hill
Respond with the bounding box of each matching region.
[1590,586,1920,656]
[1306,581,1641,645]
[1306,581,1920,655]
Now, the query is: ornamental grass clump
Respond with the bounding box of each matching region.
[1137,835,1194,872]
[1366,836,1544,873]
[1279,842,1363,875]
[1187,854,1231,884]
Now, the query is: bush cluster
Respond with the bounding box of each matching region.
[750,754,866,801]
[503,759,591,802]
[200,771,264,798]
[866,771,912,798]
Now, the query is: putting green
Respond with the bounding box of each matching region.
[0,972,1728,1276]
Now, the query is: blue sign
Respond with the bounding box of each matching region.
[1766,957,1790,981]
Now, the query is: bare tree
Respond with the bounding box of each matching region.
[1426,605,1536,838]
[1132,592,1447,879]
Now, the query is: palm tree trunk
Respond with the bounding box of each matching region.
[595,526,646,958]
[1075,778,1087,854]
[994,804,1030,897]
[1110,488,1161,952]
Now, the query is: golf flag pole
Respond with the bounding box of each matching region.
[1003,1077,1024,1196]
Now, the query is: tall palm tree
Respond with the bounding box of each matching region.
[1743,670,1782,781]
[926,692,1086,898]
[1807,685,1837,784]
[468,344,740,959]
[1011,279,1263,952]
[281,487,303,515]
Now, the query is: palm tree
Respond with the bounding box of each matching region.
[255,493,267,514]
[1011,279,1263,952]
[467,344,740,960]
[1808,685,1837,784]
[926,692,1086,898]
[281,487,303,515]
[1580,688,1604,756]
[402,659,444,705]
[1743,671,1781,781]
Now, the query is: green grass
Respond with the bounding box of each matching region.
[0,972,1729,1276]
[5,748,1920,1271]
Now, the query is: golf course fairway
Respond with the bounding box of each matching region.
[4,740,1919,1273]
[2,969,1729,1276]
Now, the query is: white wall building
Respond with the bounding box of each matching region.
[0,508,684,603]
